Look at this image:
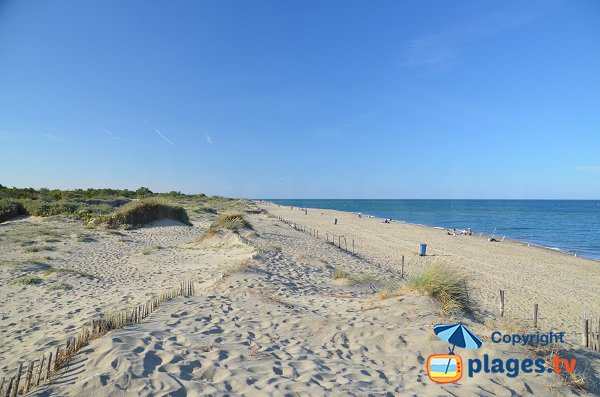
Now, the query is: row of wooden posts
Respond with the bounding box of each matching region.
[497,289,598,351]
[277,216,358,256]
[582,314,600,351]
[0,280,196,397]
[277,215,407,279]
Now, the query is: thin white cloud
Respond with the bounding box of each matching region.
[97,126,121,141]
[205,133,213,145]
[41,133,64,141]
[403,2,564,70]
[140,117,176,148]
[154,128,176,148]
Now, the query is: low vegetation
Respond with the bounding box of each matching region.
[0,199,25,223]
[0,185,236,226]
[47,281,72,290]
[11,276,43,285]
[203,212,252,238]
[76,234,96,242]
[332,267,379,285]
[405,262,471,314]
[24,245,54,253]
[101,198,190,228]
[222,259,253,276]
[141,245,164,255]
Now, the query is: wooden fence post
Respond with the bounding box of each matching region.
[11,362,22,397]
[46,352,53,380]
[401,255,405,278]
[352,239,355,254]
[499,290,505,317]
[6,377,14,397]
[23,361,34,393]
[533,304,538,328]
[582,318,589,348]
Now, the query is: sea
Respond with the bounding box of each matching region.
[267,199,600,261]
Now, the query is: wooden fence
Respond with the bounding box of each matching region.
[277,215,359,256]
[582,314,600,351]
[0,280,196,397]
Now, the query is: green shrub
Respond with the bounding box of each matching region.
[0,199,25,222]
[103,198,190,228]
[406,262,471,314]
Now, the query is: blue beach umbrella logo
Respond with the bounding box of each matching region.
[427,323,482,383]
[434,323,483,354]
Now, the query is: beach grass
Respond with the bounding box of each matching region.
[24,245,54,253]
[405,262,471,314]
[11,276,43,285]
[203,212,252,238]
[47,281,72,290]
[332,267,379,285]
[102,198,190,228]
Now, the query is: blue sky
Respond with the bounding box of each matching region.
[1,0,599,198]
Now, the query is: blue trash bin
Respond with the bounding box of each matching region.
[419,243,427,256]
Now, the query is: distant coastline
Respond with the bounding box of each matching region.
[265,199,600,261]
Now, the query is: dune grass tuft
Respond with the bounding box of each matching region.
[48,281,72,290]
[203,212,252,238]
[102,198,190,228]
[12,276,43,285]
[24,245,54,253]
[332,267,379,285]
[405,262,471,314]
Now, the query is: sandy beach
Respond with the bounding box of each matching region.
[1,202,599,396]
[260,203,600,341]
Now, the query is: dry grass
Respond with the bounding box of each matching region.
[24,245,54,253]
[403,261,471,314]
[376,289,406,300]
[332,267,379,285]
[202,212,252,239]
[222,259,253,276]
[48,281,72,290]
